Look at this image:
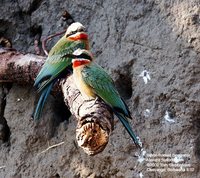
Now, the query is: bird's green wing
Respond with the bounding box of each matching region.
[82,63,130,117]
[82,63,141,147]
[34,40,86,92]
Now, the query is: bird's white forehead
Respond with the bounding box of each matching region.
[73,49,93,60]
[66,22,85,34]
[73,48,84,55]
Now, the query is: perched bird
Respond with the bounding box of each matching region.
[33,22,90,120]
[72,49,141,147]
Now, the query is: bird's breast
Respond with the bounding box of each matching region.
[73,66,96,100]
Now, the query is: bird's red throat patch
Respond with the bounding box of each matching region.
[68,33,88,41]
[73,60,90,68]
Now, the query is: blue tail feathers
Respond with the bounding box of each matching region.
[114,111,141,148]
[33,83,54,120]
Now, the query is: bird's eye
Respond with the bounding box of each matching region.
[71,30,77,35]
[78,28,84,32]
[78,53,92,60]
[66,30,78,37]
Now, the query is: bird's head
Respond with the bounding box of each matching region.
[65,22,88,41]
[72,49,93,68]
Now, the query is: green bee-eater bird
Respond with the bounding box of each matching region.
[33,22,90,120]
[72,49,141,148]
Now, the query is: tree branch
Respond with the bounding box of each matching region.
[0,49,114,155]
[0,49,44,83]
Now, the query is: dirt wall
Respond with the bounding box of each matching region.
[0,0,200,177]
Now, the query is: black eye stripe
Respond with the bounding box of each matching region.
[66,30,77,37]
[64,53,92,61]
[78,28,84,32]
[78,53,92,60]
[70,30,78,35]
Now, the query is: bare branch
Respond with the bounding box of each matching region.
[0,49,44,84]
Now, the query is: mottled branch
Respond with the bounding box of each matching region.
[0,49,44,83]
[61,77,113,155]
[0,49,114,155]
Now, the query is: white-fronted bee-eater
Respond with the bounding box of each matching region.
[33,22,90,120]
[72,49,141,148]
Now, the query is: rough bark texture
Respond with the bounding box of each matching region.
[61,77,113,155]
[0,0,200,178]
[0,49,44,83]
